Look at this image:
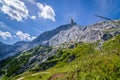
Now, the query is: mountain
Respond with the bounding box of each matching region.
[26,20,120,47]
[8,41,29,53]
[0,21,78,61]
[0,41,29,61]
[0,20,120,61]
[25,22,77,48]
[0,42,12,59]
[0,34,120,80]
[0,19,120,80]
[0,45,57,77]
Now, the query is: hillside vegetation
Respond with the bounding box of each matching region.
[0,35,120,80]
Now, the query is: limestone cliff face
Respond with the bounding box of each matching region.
[30,20,120,46]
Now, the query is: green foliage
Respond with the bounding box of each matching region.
[0,46,52,79]
[73,43,95,56]
[1,35,120,80]
[102,35,120,54]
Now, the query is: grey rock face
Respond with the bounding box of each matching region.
[30,23,77,45]
[30,20,120,46]
[0,20,120,61]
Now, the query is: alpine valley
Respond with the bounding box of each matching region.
[0,19,120,80]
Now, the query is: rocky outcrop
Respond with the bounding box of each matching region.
[0,20,120,61]
[29,20,120,46]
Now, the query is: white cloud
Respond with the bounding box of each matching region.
[0,0,56,21]
[31,36,37,40]
[0,0,29,22]
[37,3,55,21]
[0,30,36,41]
[16,31,36,41]
[30,16,36,20]
[0,31,13,39]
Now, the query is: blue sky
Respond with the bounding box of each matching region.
[0,0,120,44]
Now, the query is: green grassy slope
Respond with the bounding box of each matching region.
[1,35,120,80]
[0,46,53,80]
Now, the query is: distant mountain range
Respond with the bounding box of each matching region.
[0,20,120,60]
[0,41,28,60]
[0,42,12,57]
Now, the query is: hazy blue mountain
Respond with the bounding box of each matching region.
[0,41,29,60]
[0,42,12,57]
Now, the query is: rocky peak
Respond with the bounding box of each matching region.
[30,21,77,46]
[1,19,120,61]
[28,20,120,47]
